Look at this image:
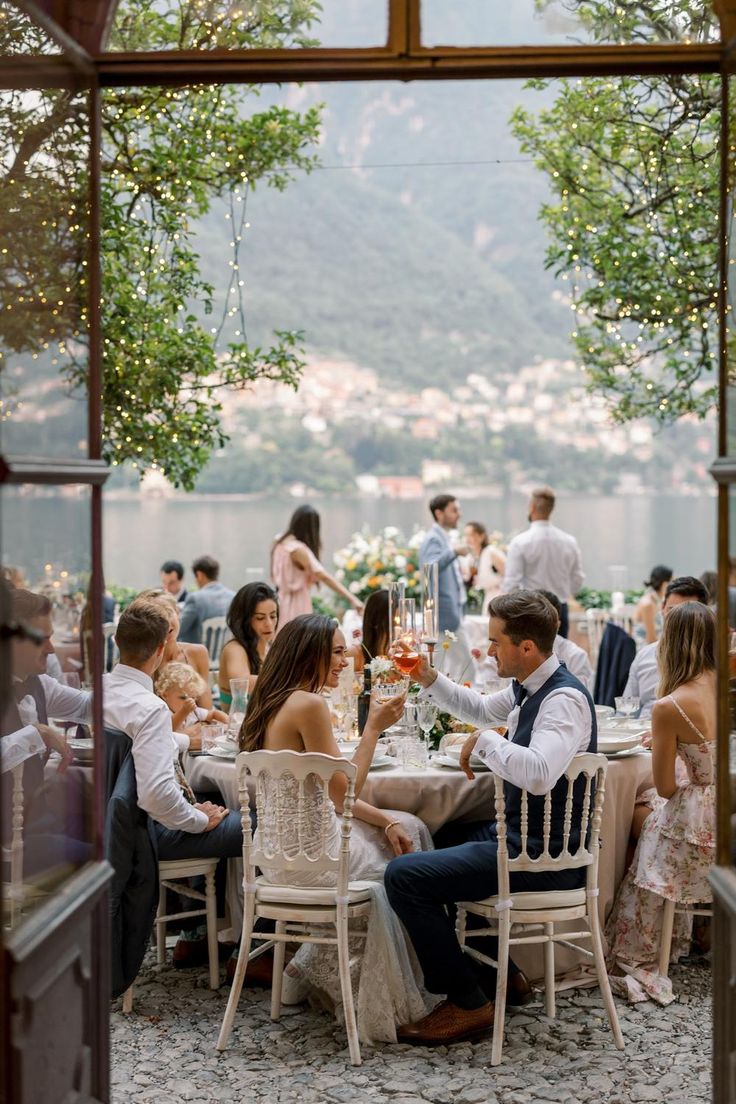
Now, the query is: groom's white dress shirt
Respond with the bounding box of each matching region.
[104,664,208,833]
[419,655,591,795]
[2,676,93,773]
[502,520,585,602]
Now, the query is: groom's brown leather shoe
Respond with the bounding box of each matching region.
[397,1000,494,1046]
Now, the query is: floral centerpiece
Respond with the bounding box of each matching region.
[333,526,424,604]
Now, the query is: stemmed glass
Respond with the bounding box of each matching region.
[331,685,349,739]
[417,701,438,755]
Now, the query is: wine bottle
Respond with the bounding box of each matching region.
[357,664,372,735]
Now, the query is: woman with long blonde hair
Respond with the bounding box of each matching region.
[241,613,434,1044]
[605,602,716,1002]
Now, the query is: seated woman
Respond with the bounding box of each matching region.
[605,601,715,1003]
[241,613,434,1043]
[347,588,390,673]
[157,661,228,732]
[632,564,673,647]
[218,582,278,707]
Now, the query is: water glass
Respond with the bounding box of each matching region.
[201,722,225,753]
[614,695,640,719]
[398,733,429,770]
[373,676,409,704]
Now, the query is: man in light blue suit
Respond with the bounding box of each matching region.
[178,555,235,645]
[419,494,472,679]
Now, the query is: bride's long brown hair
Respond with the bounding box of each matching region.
[657,602,715,699]
[240,613,337,751]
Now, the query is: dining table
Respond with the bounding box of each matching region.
[186,746,653,981]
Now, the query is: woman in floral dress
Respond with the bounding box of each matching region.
[606,602,716,1003]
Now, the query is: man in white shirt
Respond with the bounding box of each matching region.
[103,600,241,858]
[502,485,585,637]
[624,576,709,719]
[2,588,93,871]
[539,589,594,690]
[384,591,595,1047]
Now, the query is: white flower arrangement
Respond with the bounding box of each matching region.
[370,656,393,678]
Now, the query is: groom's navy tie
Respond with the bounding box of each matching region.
[512,679,528,709]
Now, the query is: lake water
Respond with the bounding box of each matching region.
[97,491,717,594]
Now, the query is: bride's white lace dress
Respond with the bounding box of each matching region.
[255,772,434,1044]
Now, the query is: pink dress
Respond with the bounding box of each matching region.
[272,537,322,630]
[605,695,715,1004]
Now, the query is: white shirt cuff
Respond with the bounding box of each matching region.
[173,731,190,753]
[474,728,506,761]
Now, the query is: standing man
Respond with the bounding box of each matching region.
[384,591,596,1046]
[502,485,584,638]
[160,560,187,606]
[419,493,471,680]
[178,555,234,645]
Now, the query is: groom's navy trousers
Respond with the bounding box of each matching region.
[384,820,585,1009]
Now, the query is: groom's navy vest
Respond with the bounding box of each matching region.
[504,664,597,858]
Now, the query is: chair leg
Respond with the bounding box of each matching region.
[122,986,133,1014]
[588,900,624,1051]
[336,907,361,1066]
[491,913,510,1067]
[270,921,287,1021]
[659,898,675,978]
[216,898,256,1052]
[156,882,167,967]
[205,870,219,990]
[543,922,556,1018]
[456,906,467,948]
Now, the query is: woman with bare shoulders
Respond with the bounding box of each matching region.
[218,582,278,705]
[241,613,433,1042]
[605,602,716,1002]
[271,505,364,630]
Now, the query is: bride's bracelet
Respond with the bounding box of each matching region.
[384,819,401,836]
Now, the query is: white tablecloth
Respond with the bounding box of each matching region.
[187,749,653,980]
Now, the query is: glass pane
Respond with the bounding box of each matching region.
[108,0,388,51]
[1,484,95,932]
[420,1,718,47]
[0,4,91,459]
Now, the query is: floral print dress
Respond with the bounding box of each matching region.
[605,695,714,1004]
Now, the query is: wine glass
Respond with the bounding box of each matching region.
[331,687,349,739]
[614,695,640,720]
[417,701,438,753]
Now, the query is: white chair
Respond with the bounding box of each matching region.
[122,855,220,1013]
[658,897,713,977]
[456,753,624,1066]
[216,750,373,1066]
[202,615,231,676]
[2,765,25,931]
[584,609,609,666]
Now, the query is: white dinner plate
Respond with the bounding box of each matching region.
[604,745,648,760]
[598,730,647,754]
[432,753,490,772]
[208,744,238,760]
[369,755,397,771]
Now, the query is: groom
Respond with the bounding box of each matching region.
[384,590,596,1045]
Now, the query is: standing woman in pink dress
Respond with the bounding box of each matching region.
[271,505,364,631]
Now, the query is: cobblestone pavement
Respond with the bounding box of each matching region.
[111,956,711,1104]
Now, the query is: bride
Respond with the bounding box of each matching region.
[240,613,434,1043]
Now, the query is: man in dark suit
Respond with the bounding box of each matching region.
[178,555,234,645]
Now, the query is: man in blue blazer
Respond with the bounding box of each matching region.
[178,555,235,645]
[419,493,471,679]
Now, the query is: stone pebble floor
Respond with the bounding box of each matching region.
[111,955,711,1104]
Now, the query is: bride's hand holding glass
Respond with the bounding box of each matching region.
[365,688,407,733]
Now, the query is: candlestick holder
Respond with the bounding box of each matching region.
[421,562,439,666]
